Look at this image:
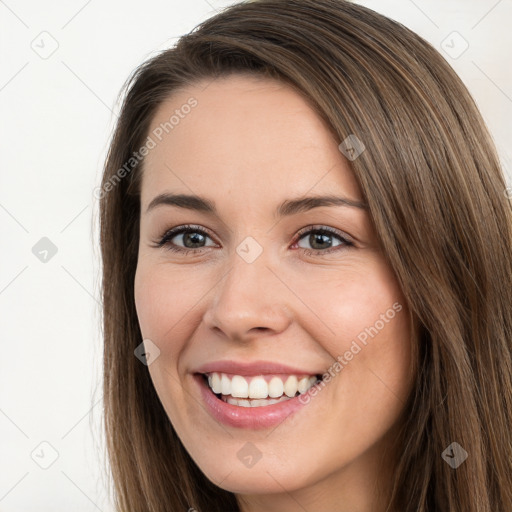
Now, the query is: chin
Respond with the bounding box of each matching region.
[190,451,318,495]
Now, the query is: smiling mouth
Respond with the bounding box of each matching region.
[201,372,322,408]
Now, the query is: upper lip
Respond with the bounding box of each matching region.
[193,360,323,376]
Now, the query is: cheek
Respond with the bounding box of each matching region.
[133,262,198,424]
[292,260,407,348]
[134,263,177,354]
[133,262,213,354]
[297,261,412,402]
[134,263,165,338]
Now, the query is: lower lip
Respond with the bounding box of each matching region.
[194,374,313,429]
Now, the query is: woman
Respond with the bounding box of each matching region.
[98,1,512,510]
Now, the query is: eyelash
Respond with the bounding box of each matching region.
[152,224,354,257]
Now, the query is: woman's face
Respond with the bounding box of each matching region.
[134,74,413,509]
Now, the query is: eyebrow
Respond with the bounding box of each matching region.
[145,193,368,217]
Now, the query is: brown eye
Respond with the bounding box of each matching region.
[156,225,217,253]
[294,226,354,255]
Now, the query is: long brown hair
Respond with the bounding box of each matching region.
[98,1,512,510]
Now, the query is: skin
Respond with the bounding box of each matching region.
[134,74,414,512]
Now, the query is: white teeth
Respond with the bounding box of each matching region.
[223,395,292,407]
[268,376,284,398]
[248,376,268,399]
[205,371,320,405]
[298,377,310,394]
[253,399,269,407]
[231,375,249,398]
[211,373,222,394]
[221,374,231,395]
[284,375,298,397]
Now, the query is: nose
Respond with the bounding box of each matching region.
[203,250,293,342]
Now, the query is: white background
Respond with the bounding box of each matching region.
[1,0,510,510]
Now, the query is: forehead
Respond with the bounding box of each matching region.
[140,74,362,207]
